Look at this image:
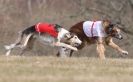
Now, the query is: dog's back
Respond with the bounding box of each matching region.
[22,23,62,36]
[69,21,99,50]
[69,21,86,41]
[22,25,36,35]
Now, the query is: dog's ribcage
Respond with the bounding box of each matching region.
[35,34,56,46]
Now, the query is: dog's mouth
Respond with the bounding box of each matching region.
[114,34,123,40]
[115,37,123,40]
[73,43,81,47]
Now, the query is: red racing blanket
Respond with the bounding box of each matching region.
[35,23,58,37]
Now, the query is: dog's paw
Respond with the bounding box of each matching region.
[122,51,128,55]
[6,50,11,56]
[73,47,78,51]
[4,45,11,50]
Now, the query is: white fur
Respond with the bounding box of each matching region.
[4,27,81,56]
[122,50,128,55]
[57,28,69,41]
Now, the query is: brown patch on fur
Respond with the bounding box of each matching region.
[68,20,128,59]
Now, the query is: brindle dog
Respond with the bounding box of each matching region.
[57,19,128,59]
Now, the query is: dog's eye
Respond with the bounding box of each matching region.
[74,36,77,39]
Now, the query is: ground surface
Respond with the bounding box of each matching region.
[0,55,133,82]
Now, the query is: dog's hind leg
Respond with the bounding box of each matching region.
[4,31,24,56]
[69,50,74,57]
[22,33,33,47]
[57,49,74,57]
[4,31,22,49]
[56,47,69,58]
[19,33,33,55]
[69,41,86,57]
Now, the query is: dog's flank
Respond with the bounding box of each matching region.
[4,23,82,56]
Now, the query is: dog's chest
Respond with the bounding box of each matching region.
[83,21,106,37]
[35,23,58,37]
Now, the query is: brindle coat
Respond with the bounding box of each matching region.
[57,20,128,59]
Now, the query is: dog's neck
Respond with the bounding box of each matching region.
[102,20,112,36]
[54,24,62,32]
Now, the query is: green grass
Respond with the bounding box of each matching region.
[0,56,133,82]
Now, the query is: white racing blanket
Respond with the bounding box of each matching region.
[83,21,106,37]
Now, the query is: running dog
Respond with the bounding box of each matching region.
[4,22,82,56]
[57,19,128,59]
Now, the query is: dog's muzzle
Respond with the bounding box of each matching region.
[74,43,80,47]
[114,34,123,40]
[73,40,82,47]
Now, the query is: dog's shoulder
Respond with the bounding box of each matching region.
[54,24,63,32]
[54,24,69,35]
[59,28,69,34]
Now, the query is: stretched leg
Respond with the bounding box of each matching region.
[69,42,85,57]
[57,49,74,57]
[19,34,34,55]
[106,38,128,55]
[69,50,74,57]
[53,42,78,51]
[4,31,24,56]
[56,40,85,57]
[56,51,60,57]
[57,47,68,58]
[69,40,86,57]
[96,38,105,59]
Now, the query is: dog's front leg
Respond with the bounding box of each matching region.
[108,39,128,55]
[96,38,105,59]
[53,42,78,51]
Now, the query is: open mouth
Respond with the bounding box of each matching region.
[118,37,123,40]
[115,36,123,40]
[74,43,80,47]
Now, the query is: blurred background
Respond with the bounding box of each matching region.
[0,0,133,58]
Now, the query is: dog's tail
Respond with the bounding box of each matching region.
[4,30,24,50]
[4,26,36,56]
[4,30,25,56]
[5,25,36,50]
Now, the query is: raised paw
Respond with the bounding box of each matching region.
[4,45,11,50]
[122,51,128,55]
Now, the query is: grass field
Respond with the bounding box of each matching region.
[0,55,133,82]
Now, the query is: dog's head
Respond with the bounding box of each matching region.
[106,23,123,40]
[64,33,82,46]
[102,19,123,40]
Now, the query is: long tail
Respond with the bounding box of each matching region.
[4,31,24,50]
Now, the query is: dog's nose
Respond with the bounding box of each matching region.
[120,36,123,39]
[118,35,123,40]
[79,40,82,44]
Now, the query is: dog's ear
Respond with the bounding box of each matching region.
[55,24,62,28]
[107,24,114,34]
[103,19,111,28]
[65,33,72,38]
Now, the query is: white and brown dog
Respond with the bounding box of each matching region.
[57,20,128,59]
[4,22,82,56]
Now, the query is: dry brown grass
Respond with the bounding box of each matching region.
[0,55,133,82]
